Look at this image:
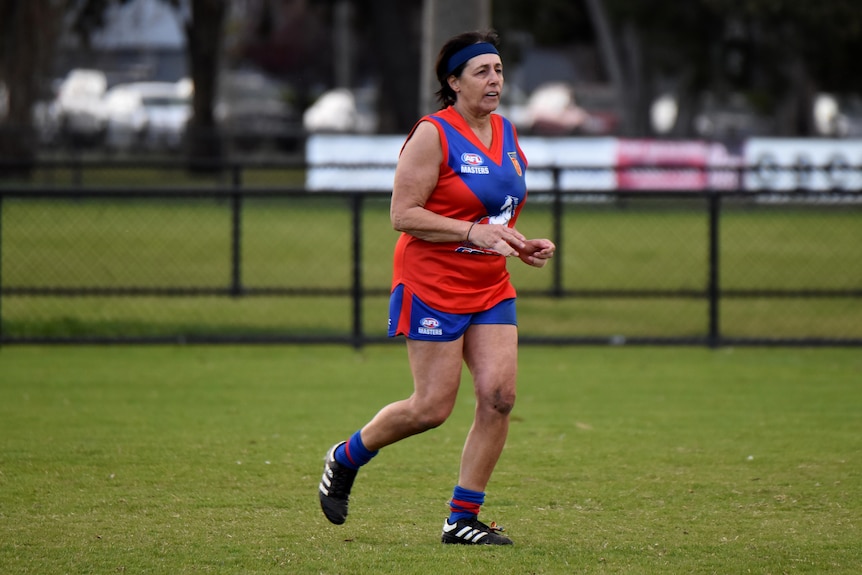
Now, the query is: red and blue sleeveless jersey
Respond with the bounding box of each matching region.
[391,106,529,313]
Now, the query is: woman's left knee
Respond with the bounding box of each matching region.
[479,386,516,415]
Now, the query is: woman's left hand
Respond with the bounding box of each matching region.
[517,238,556,267]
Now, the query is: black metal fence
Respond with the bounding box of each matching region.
[1,159,860,346]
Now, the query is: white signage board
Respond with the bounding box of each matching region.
[306,135,862,193]
[744,138,862,190]
[306,134,404,191]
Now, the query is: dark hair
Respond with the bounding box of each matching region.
[434,29,501,109]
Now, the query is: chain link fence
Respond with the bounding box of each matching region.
[1,161,860,346]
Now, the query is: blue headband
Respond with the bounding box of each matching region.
[446,42,500,75]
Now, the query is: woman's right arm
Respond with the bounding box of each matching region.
[390,121,473,243]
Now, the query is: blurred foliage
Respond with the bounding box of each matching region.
[4,0,862,154]
[486,0,862,135]
[603,0,862,93]
[493,0,595,46]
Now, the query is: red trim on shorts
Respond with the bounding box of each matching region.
[395,285,413,337]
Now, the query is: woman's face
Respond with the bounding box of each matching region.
[449,53,504,114]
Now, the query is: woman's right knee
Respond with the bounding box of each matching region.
[409,396,454,431]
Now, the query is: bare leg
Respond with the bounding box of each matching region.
[319,337,470,526]
[360,337,466,451]
[457,324,518,492]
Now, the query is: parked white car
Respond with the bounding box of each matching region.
[216,69,301,151]
[54,69,108,144]
[104,79,192,151]
[813,93,862,138]
[303,87,378,134]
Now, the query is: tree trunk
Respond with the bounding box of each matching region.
[184,0,227,170]
[365,0,423,133]
[584,0,629,135]
[420,0,491,117]
[0,0,59,176]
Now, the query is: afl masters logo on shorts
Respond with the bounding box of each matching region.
[460,152,490,175]
[418,317,443,336]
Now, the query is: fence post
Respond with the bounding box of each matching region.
[351,193,364,348]
[72,153,83,187]
[552,167,564,297]
[707,190,721,347]
[0,194,3,345]
[230,165,243,297]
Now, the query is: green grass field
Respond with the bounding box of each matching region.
[1,345,860,574]
[2,196,860,341]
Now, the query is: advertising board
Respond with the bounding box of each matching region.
[744,138,862,191]
[306,135,862,195]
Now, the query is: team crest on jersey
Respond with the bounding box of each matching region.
[457,194,521,256]
[507,151,523,177]
[460,152,490,174]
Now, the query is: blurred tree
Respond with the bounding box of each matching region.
[169,0,862,139]
[239,0,423,134]
[603,0,862,136]
[71,0,226,165]
[355,0,422,132]
[236,0,333,115]
[492,0,628,131]
[180,0,227,166]
[69,0,118,46]
[0,0,227,169]
[3,0,862,166]
[493,0,595,49]
[0,1,63,174]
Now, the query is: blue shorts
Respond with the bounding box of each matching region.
[388,285,517,341]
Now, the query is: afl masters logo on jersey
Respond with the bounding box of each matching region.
[460,152,490,175]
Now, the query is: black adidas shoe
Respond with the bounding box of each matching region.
[441,517,514,545]
[318,442,358,525]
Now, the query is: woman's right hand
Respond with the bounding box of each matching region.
[468,223,526,257]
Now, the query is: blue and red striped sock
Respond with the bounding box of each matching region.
[334,430,378,470]
[448,485,485,523]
